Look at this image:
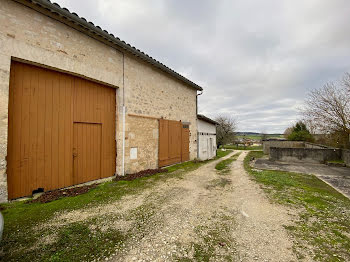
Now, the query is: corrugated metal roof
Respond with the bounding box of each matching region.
[13,0,203,91]
[197,114,218,125]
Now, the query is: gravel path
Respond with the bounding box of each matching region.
[109,151,298,261]
[45,151,299,261]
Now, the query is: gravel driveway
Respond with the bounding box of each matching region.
[45,151,299,261]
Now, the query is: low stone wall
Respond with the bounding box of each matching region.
[263,140,304,154]
[304,143,330,149]
[270,147,342,164]
[342,150,350,166]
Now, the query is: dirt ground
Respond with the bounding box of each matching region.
[42,151,302,261]
[254,158,350,199]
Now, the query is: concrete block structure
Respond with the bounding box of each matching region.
[197,114,217,161]
[0,0,204,200]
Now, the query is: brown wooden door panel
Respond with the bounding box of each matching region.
[73,123,102,185]
[159,119,169,166]
[7,61,116,199]
[158,119,189,167]
[181,127,190,162]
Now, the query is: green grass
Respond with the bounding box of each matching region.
[215,148,233,158]
[326,160,345,164]
[0,149,231,262]
[215,152,241,174]
[224,145,263,150]
[244,151,350,261]
[165,149,232,173]
[174,213,237,261]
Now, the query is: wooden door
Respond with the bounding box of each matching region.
[7,61,116,199]
[73,123,102,185]
[181,125,190,162]
[158,119,189,167]
[158,119,169,167]
[168,120,182,164]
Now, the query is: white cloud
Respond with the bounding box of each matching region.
[53,0,350,133]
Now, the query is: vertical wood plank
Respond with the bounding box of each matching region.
[37,67,46,189]
[44,70,53,191]
[7,62,15,199]
[52,72,59,190]
[8,62,23,199]
[63,76,71,187]
[28,65,39,195]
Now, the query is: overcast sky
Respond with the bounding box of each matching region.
[54,0,350,133]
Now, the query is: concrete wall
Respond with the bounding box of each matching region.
[263,140,305,154]
[304,143,330,149]
[0,0,198,199]
[270,147,342,164]
[197,119,217,161]
[197,119,216,134]
[342,150,350,166]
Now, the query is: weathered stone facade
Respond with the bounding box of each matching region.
[0,0,199,200]
[120,55,197,174]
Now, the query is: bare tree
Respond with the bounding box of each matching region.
[283,127,293,139]
[302,73,350,148]
[343,73,350,93]
[215,115,237,148]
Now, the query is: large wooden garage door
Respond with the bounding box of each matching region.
[159,119,190,167]
[7,61,116,199]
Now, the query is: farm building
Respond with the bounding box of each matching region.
[197,114,217,160]
[0,0,203,200]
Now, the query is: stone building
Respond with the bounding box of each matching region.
[197,114,217,160]
[0,0,203,200]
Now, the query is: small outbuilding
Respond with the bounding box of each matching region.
[197,114,218,160]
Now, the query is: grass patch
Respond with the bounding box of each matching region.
[206,178,232,190]
[0,149,231,261]
[327,160,345,164]
[174,213,237,261]
[215,152,241,174]
[244,151,350,261]
[216,149,233,158]
[224,145,263,150]
[166,149,233,173]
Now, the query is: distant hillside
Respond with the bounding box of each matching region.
[235,132,284,140]
[235,132,283,136]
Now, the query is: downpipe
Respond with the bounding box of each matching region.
[122,105,126,176]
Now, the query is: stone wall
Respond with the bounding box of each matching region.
[125,115,159,174]
[262,140,305,154]
[342,150,350,166]
[270,147,342,164]
[119,55,197,174]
